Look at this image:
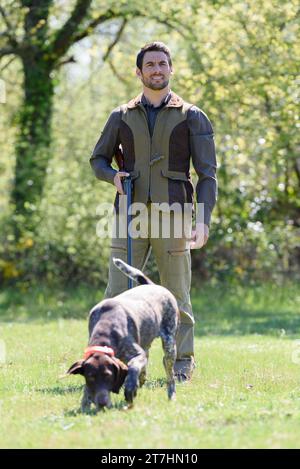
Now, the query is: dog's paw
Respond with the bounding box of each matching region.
[167,382,176,401]
[124,384,138,404]
[81,392,92,413]
[81,403,92,414]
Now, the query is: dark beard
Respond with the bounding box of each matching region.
[141,76,169,90]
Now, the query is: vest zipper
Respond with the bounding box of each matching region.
[151,106,167,141]
[182,181,187,203]
[138,104,152,200]
[138,104,151,140]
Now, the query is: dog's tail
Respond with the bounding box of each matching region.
[113,258,154,285]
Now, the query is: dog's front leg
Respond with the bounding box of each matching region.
[81,385,92,413]
[124,352,147,405]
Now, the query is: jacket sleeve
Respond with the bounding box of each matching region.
[188,106,218,227]
[89,108,121,185]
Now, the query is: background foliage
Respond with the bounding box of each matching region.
[0,0,299,288]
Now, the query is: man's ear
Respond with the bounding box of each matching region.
[136,67,142,79]
[112,358,128,393]
[66,360,85,376]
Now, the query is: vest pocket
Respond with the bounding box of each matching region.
[161,170,189,181]
[161,170,193,204]
[167,248,189,256]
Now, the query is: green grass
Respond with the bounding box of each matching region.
[0,280,300,448]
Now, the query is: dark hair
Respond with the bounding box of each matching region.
[136,42,172,70]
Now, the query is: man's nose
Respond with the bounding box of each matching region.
[153,64,162,73]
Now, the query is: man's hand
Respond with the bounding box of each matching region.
[190,223,209,249]
[113,171,130,195]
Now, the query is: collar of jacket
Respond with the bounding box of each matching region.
[127,90,184,109]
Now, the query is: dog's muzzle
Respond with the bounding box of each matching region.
[95,390,112,410]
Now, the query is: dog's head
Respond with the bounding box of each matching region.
[67,350,128,409]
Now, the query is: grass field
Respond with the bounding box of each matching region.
[0,280,300,449]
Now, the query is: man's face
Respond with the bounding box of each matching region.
[136,51,173,91]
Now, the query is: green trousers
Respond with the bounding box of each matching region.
[104,201,195,371]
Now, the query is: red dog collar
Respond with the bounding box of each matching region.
[84,346,115,360]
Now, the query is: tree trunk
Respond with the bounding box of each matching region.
[11,53,54,230]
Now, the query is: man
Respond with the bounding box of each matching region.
[90,42,217,381]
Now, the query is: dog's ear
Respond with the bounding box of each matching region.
[66,359,85,376]
[112,358,128,393]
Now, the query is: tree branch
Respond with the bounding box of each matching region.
[0,54,17,72]
[56,55,77,68]
[294,156,300,187]
[50,0,93,58]
[0,5,18,48]
[107,58,129,84]
[0,46,16,58]
[102,18,127,62]
[0,5,12,31]
[149,15,192,40]
[71,9,124,43]
[50,5,194,74]
[73,10,190,45]
[0,30,10,39]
